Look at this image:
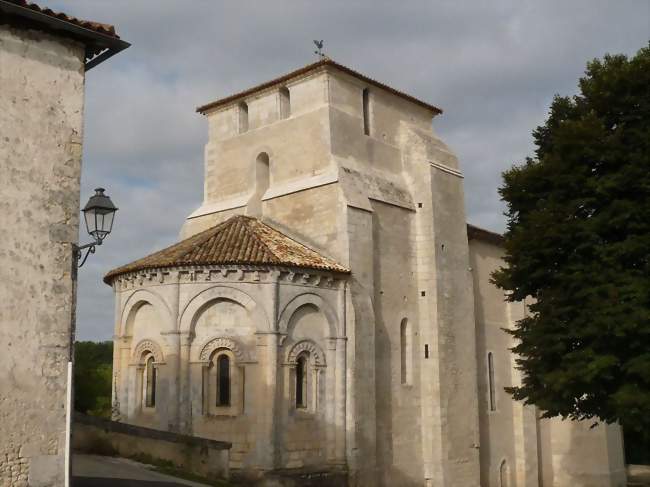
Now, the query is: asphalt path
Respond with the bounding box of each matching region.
[72,454,212,487]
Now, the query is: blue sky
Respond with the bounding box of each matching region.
[49,0,649,340]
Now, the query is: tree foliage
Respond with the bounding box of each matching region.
[74,341,113,418]
[492,45,650,436]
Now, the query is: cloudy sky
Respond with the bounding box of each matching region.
[50,0,649,341]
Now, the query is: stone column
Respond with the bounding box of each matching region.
[178,332,193,434]
[325,338,337,462]
[161,331,180,432]
[126,365,142,420]
[334,336,347,465]
[164,276,181,431]
[256,332,279,470]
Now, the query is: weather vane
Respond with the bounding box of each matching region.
[313,40,325,60]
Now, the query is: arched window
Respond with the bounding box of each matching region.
[279,86,290,119]
[248,152,270,217]
[362,88,370,135]
[203,347,242,415]
[256,152,270,194]
[144,355,156,408]
[216,354,230,406]
[295,354,308,409]
[499,459,510,487]
[400,318,412,385]
[488,352,496,411]
[238,101,249,133]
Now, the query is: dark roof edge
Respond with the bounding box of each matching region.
[103,261,350,285]
[196,58,443,115]
[467,223,505,246]
[0,1,129,70]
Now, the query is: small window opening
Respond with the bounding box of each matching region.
[145,356,156,408]
[238,102,249,133]
[216,354,231,406]
[424,344,429,359]
[279,86,291,119]
[488,352,496,411]
[296,355,307,408]
[362,88,370,136]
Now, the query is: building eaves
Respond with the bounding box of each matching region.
[466,223,505,246]
[0,0,129,70]
[196,58,443,116]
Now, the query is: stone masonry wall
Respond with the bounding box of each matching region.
[0,25,85,487]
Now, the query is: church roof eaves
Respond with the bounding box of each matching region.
[196,58,443,116]
[104,215,350,284]
[466,223,505,246]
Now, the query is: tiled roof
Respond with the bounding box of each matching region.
[104,215,349,283]
[1,0,119,38]
[467,223,505,246]
[196,58,443,115]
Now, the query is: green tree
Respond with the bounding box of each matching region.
[492,45,650,439]
[74,341,113,418]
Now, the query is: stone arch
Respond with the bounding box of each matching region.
[132,339,165,364]
[286,339,326,367]
[278,292,339,337]
[179,285,270,335]
[196,336,245,363]
[120,288,173,337]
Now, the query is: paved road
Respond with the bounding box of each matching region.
[72,454,212,487]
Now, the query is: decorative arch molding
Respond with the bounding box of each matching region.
[278,292,339,337]
[179,285,270,334]
[286,339,326,367]
[132,339,165,364]
[120,288,173,337]
[197,336,246,363]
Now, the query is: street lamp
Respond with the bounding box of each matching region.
[65,187,118,486]
[75,187,118,267]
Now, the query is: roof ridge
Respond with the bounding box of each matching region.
[252,217,335,261]
[238,217,283,264]
[196,58,442,115]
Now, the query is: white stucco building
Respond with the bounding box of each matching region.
[105,59,626,487]
[0,1,127,485]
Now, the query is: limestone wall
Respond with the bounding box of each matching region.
[72,413,230,480]
[111,266,348,477]
[0,25,85,487]
[469,237,627,487]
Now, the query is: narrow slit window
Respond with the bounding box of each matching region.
[279,86,290,119]
[238,102,249,133]
[145,356,156,408]
[296,355,307,408]
[488,352,496,411]
[216,354,231,406]
[362,88,370,135]
[400,318,412,384]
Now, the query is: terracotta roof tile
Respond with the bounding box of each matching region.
[1,0,119,38]
[196,58,442,115]
[104,215,349,283]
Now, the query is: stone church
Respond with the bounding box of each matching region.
[105,59,626,486]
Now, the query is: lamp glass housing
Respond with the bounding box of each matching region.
[82,188,117,242]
